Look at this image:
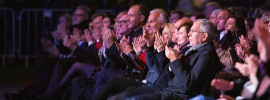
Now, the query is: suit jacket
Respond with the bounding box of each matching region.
[73,42,101,67]
[166,42,222,99]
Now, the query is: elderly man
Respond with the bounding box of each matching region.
[117,13,132,37]
[126,19,222,100]
[92,8,168,100]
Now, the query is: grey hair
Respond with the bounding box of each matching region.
[195,19,215,40]
[211,9,222,17]
[150,9,168,23]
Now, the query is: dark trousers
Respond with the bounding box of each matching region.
[71,69,124,100]
[93,77,144,100]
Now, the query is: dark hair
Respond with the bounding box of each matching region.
[262,2,270,12]
[221,9,236,18]
[191,12,206,20]
[91,13,105,21]
[131,4,149,24]
[179,21,193,35]
[182,13,191,18]
[246,18,255,30]
[228,7,247,18]
[229,16,247,37]
[104,12,116,25]
[76,5,92,17]
[170,10,184,19]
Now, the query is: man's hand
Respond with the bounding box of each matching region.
[102,28,116,48]
[154,32,165,53]
[165,45,181,62]
[211,79,234,91]
[116,41,133,55]
[84,29,94,43]
[89,23,102,40]
[63,38,77,51]
[143,26,155,47]
[120,35,130,45]
[57,24,69,39]
[132,36,147,55]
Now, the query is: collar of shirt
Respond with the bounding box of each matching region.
[185,42,209,56]
[78,41,84,46]
[220,30,226,40]
[88,41,94,46]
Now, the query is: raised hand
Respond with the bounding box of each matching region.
[165,45,182,62]
[90,23,102,40]
[120,35,130,45]
[116,41,133,55]
[57,24,69,39]
[253,18,270,62]
[235,43,247,60]
[132,36,147,55]
[84,29,94,42]
[102,28,116,48]
[143,26,155,47]
[211,79,234,91]
[63,38,77,51]
[239,35,251,50]
[235,62,250,76]
[154,32,165,52]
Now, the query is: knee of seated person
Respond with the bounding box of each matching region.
[72,62,83,69]
[125,97,137,100]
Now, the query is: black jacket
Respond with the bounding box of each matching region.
[166,42,222,99]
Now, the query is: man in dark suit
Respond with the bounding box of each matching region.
[126,19,222,100]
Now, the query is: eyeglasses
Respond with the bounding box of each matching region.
[189,29,205,33]
[118,20,129,24]
[72,14,86,17]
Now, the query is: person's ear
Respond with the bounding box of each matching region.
[139,15,145,22]
[202,33,209,42]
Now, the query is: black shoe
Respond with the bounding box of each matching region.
[3,93,24,100]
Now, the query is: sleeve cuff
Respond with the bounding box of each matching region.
[169,59,181,70]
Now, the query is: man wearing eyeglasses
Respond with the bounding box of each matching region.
[117,14,132,38]
[72,5,91,25]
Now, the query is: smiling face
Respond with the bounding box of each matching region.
[216,10,229,31]
[188,21,203,47]
[162,24,173,43]
[225,18,237,34]
[145,12,164,34]
[128,5,141,30]
[176,26,189,44]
